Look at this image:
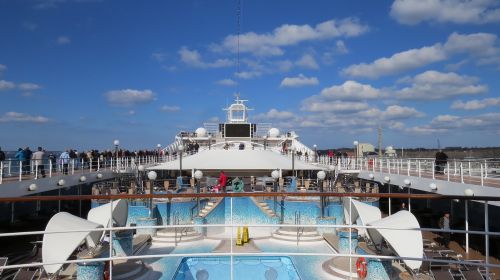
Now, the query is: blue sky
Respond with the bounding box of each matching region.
[1,0,500,151]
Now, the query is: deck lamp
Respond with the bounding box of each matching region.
[369,173,374,179]
[113,139,120,167]
[383,176,390,183]
[157,144,162,160]
[383,176,392,215]
[57,179,65,186]
[317,170,326,217]
[404,179,412,212]
[429,183,437,191]
[147,171,157,214]
[28,183,37,191]
[404,179,411,186]
[138,165,145,172]
[96,173,103,179]
[464,188,474,197]
[194,170,203,215]
[79,176,87,182]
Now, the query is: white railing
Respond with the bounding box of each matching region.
[0,194,497,280]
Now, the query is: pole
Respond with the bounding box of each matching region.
[292,151,295,177]
[408,186,411,212]
[388,183,391,215]
[485,201,490,279]
[465,200,469,254]
[197,180,200,216]
[149,179,153,215]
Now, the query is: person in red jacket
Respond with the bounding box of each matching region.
[213,170,227,192]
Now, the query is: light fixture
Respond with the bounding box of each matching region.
[157,144,162,148]
[271,170,280,179]
[313,144,317,149]
[369,173,374,179]
[383,176,390,183]
[57,179,65,186]
[28,183,37,191]
[147,171,157,181]
[353,141,359,146]
[113,139,120,146]
[96,173,103,179]
[79,176,87,182]
[194,170,203,180]
[404,179,411,186]
[429,183,437,191]
[317,170,326,180]
[464,188,474,197]
[178,145,184,151]
[138,165,145,172]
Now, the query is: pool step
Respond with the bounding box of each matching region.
[153,228,203,243]
[271,227,323,242]
[198,198,223,218]
[251,198,278,218]
[112,260,154,280]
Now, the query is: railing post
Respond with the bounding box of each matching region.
[485,200,490,279]
[480,164,484,186]
[109,198,114,280]
[454,160,457,176]
[349,197,353,280]
[468,161,471,176]
[407,160,410,176]
[465,200,469,254]
[484,160,488,178]
[432,162,435,179]
[49,160,52,178]
[35,162,38,179]
[71,159,75,175]
[460,163,464,183]
[19,161,22,182]
[447,163,450,181]
[0,161,3,184]
[97,158,100,171]
[418,161,421,177]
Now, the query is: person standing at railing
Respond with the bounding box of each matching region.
[0,147,5,178]
[24,146,32,175]
[14,148,26,174]
[48,153,57,172]
[435,149,448,175]
[60,150,70,175]
[439,212,451,248]
[32,147,46,178]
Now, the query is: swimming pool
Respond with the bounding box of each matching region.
[173,256,301,280]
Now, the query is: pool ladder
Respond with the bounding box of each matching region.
[294,211,304,246]
[173,211,189,246]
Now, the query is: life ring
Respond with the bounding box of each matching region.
[356,257,367,279]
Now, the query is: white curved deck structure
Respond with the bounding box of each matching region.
[87,199,128,228]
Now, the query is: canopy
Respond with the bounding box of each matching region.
[366,211,423,270]
[43,212,103,274]
[87,199,128,228]
[343,198,381,236]
[149,149,323,171]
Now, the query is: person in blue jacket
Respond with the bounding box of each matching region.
[14,148,26,174]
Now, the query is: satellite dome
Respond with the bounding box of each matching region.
[195,127,207,137]
[268,128,280,138]
[386,146,394,151]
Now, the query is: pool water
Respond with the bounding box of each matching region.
[173,256,301,280]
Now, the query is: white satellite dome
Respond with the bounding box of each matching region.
[195,127,207,137]
[268,128,280,138]
[386,146,394,151]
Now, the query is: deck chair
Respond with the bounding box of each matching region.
[13,269,38,280]
[0,257,7,277]
[431,269,454,280]
[462,269,484,280]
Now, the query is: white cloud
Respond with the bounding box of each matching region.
[235,71,261,79]
[317,80,385,100]
[451,97,500,110]
[396,70,487,100]
[335,40,349,54]
[214,18,369,56]
[343,32,500,78]
[160,105,180,112]
[343,44,446,78]
[57,36,71,45]
[0,80,15,90]
[151,52,167,62]
[0,112,49,123]
[405,112,500,134]
[254,109,294,121]
[296,54,319,69]
[381,105,425,120]
[280,74,319,88]
[301,100,370,112]
[105,89,155,106]
[216,79,238,86]
[179,47,233,68]
[18,83,41,91]
[390,0,500,25]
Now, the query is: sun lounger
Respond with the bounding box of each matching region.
[431,269,454,280]
[462,269,484,280]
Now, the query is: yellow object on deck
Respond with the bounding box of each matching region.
[243,226,249,243]
[236,227,243,246]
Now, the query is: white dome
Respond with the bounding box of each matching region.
[195,127,207,137]
[386,146,394,151]
[268,128,280,138]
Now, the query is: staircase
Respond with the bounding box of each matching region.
[198,200,219,218]
[153,227,202,244]
[271,226,323,242]
[251,198,278,218]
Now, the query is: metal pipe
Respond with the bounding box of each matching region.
[465,200,469,254]
[485,201,490,279]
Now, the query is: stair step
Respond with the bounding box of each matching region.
[275,230,321,237]
[271,232,323,242]
[207,202,215,206]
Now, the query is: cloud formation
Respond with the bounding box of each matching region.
[105,89,155,106]
[316,80,385,100]
[214,18,369,56]
[296,54,319,69]
[57,36,71,45]
[179,47,233,68]
[160,105,180,112]
[343,32,500,78]
[0,112,49,123]
[280,74,319,87]
[451,97,500,110]
[0,80,15,90]
[216,79,238,86]
[396,70,487,100]
[390,0,500,25]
